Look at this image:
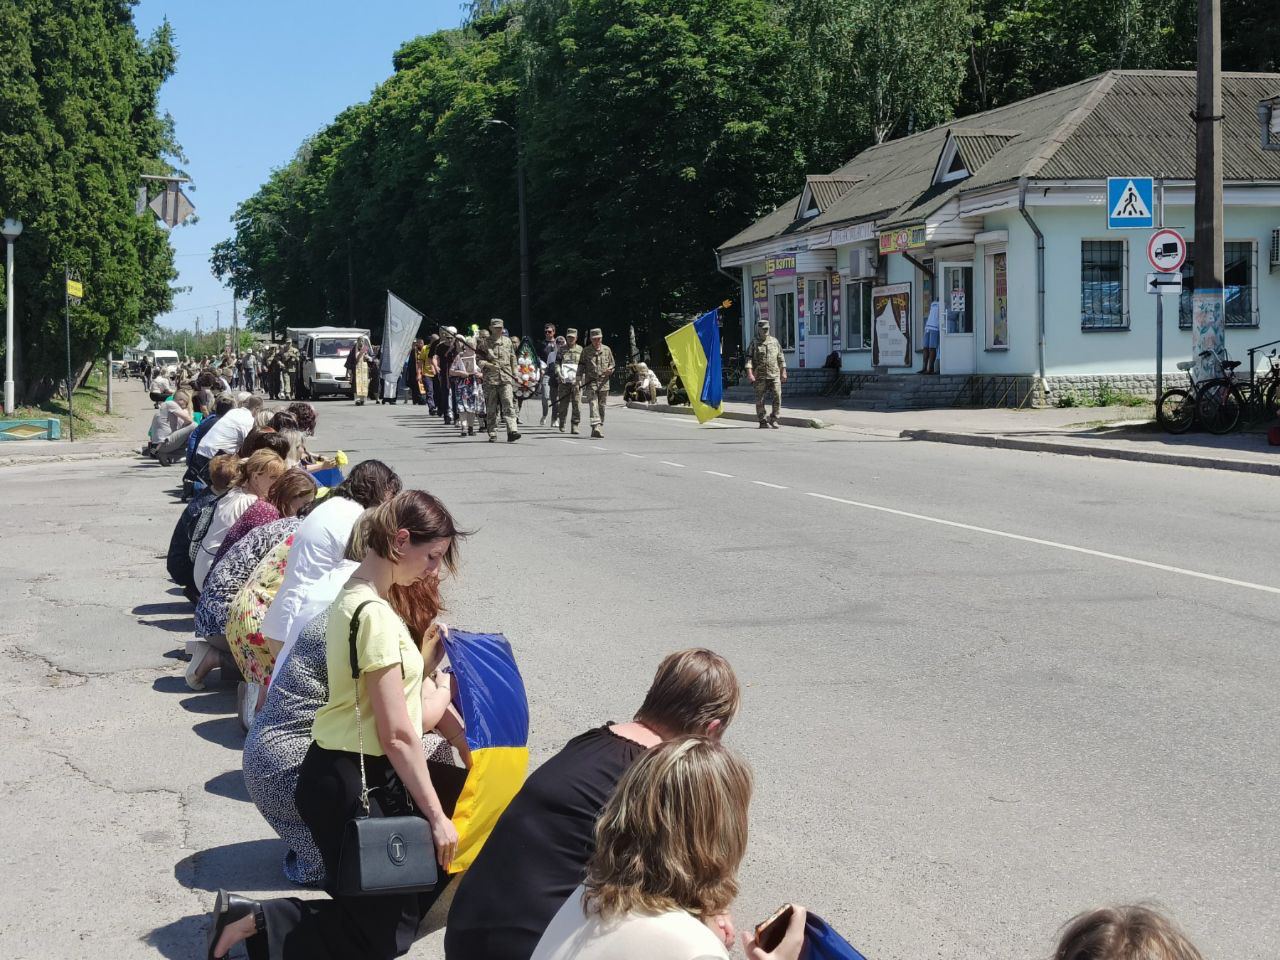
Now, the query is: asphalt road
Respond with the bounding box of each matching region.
[2,393,1277,959]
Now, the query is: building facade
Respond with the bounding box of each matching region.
[718,71,1280,400]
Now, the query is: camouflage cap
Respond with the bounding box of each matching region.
[489,318,504,329]
[589,328,603,338]
[756,318,769,326]
[566,328,578,337]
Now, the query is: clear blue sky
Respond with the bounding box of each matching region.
[133,0,460,332]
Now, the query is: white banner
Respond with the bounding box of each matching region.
[380,291,424,397]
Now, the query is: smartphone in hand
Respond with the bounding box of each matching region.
[755,904,795,952]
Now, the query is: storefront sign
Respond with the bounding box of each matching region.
[830,223,877,246]
[878,226,927,255]
[830,272,842,351]
[765,252,797,277]
[751,276,769,329]
[871,282,912,367]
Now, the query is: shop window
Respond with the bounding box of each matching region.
[1177,241,1258,329]
[986,250,1009,348]
[1081,240,1128,330]
[772,289,796,349]
[845,281,873,349]
[807,279,829,336]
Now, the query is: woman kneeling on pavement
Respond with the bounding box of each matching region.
[531,737,806,960]
[207,490,465,960]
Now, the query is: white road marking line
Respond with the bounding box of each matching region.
[595,446,609,450]
[803,492,1280,596]
[621,452,645,459]
[556,438,579,445]
[704,470,735,478]
[752,481,789,490]
[659,460,686,468]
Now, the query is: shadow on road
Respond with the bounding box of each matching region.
[138,616,196,634]
[205,769,251,803]
[192,716,244,750]
[143,912,207,960]
[174,838,289,893]
[180,690,236,715]
[133,601,194,616]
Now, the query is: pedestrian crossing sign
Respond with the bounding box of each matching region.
[1107,177,1154,229]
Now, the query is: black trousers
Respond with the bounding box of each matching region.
[247,743,446,960]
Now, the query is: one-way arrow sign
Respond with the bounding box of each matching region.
[1146,272,1183,295]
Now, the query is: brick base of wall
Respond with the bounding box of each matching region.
[1040,373,1189,404]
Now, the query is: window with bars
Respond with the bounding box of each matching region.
[1081,240,1128,330]
[1177,241,1258,328]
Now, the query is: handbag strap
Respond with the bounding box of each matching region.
[347,598,407,817]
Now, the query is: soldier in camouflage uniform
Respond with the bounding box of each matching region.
[480,318,520,442]
[554,328,583,434]
[279,342,299,399]
[746,318,786,428]
[576,327,615,439]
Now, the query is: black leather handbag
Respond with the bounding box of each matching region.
[334,600,439,897]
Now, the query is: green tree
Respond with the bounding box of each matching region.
[0,0,182,401]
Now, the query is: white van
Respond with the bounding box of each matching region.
[287,327,371,398]
[146,349,180,376]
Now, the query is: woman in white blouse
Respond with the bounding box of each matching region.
[531,737,806,960]
[192,450,286,590]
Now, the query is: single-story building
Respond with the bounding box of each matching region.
[718,70,1280,403]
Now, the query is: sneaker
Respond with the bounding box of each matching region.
[488,434,497,443]
[758,421,769,429]
[540,415,547,425]
[768,419,780,429]
[591,427,603,439]
[507,431,521,442]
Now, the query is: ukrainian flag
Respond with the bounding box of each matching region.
[665,307,724,423]
[441,630,529,873]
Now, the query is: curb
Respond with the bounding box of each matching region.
[901,429,1280,476]
[0,444,140,468]
[625,401,826,429]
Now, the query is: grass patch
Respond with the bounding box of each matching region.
[10,365,119,439]
[1055,384,1152,409]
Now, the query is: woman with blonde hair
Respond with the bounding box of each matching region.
[1052,905,1203,960]
[192,449,287,591]
[206,489,466,960]
[531,737,805,960]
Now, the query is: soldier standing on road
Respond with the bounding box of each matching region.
[280,341,300,399]
[746,318,786,428]
[555,328,583,434]
[480,318,520,442]
[576,327,615,439]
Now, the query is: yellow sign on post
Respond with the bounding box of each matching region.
[66,279,84,299]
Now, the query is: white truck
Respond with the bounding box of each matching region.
[286,326,372,399]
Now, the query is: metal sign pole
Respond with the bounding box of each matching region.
[64,264,74,442]
[1155,179,1164,400]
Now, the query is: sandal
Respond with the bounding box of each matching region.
[185,641,216,691]
[206,888,264,960]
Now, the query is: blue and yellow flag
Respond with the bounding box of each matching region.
[665,307,724,423]
[441,630,529,873]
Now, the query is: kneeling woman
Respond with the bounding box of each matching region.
[207,490,465,960]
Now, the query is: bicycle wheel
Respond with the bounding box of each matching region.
[1196,380,1243,434]
[1265,379,1280,419]
[1156,388,1196,434]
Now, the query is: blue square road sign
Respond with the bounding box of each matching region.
[1107,177,1154,229]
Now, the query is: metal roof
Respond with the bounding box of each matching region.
[720,71,1280,253]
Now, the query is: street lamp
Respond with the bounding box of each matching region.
[2,217,23,415]
[486,119,531,340]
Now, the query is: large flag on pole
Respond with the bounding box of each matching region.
[664,307,724,423]
[380,291,424,399]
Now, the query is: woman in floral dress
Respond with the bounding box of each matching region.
[450,337,483,437]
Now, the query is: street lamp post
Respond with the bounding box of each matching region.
[486,119,531,340]
[3,217,24,415]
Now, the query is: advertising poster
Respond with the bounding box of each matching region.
[765,252,797,278]
[871,283,911,367]
[751,276,769,329]
[831,273,842,351]
[796,280,807,367]
[991,252,1008,347]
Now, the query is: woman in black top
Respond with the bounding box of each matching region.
[444,648,740,960]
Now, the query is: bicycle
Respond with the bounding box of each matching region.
[1196,349,1280,435]
[1156,348,1225,434]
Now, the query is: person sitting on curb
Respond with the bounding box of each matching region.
[445,648,740,960]
[529,737,806,960]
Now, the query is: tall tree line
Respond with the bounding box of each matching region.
[214,0,1274,355]
[0,1,182,402]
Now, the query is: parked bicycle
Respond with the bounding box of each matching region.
[1195,348,1280,435]
[1156,348,1225,434]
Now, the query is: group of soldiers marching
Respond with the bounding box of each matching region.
[167,342,302,400]
[466,320,615,441]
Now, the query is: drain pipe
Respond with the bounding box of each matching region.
[1018,177,1047,395]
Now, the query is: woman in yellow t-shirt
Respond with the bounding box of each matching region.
[206,490,467,960]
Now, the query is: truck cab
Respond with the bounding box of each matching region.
[288,326,371,399]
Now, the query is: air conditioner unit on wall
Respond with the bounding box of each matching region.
[1271,228,1279,273]
[848,247,878,279]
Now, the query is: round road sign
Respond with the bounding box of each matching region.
[1147,228,1187,273]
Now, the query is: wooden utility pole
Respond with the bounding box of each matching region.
[1191,0,1225,379]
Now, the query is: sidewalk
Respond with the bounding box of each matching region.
[0,378,155,467]
[632,397,1280,476]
